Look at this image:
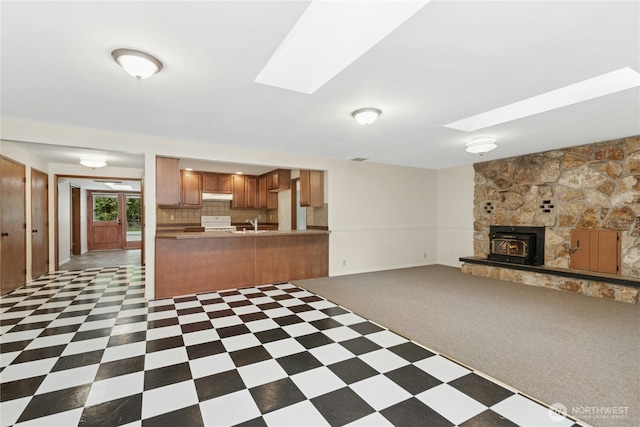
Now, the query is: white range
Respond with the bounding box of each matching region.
[201,216,237,232]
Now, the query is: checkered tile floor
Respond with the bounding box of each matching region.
[1,266,587,426]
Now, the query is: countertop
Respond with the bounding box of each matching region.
[156,229,330,239]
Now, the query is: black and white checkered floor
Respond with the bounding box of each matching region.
[1,266,587,426]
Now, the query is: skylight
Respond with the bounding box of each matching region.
[444,67,640,132]
[255,0,431,94]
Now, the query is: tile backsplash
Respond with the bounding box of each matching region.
[157,201,273,225]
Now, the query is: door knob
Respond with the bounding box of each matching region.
[1,232,8,237]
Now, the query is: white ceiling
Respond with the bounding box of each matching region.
[1,1,639,170]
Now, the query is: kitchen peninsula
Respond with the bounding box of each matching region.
[155,230,329,298]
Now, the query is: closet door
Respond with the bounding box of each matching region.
[1,157,26,294]
[31,168,49,278]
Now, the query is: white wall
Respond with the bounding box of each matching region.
[58,181,72,264]
[436,165,475,267]
[328,160,438,275]
[2,119,477,299]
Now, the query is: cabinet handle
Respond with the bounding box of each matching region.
[32,229,38,233]
[1,232,8,237]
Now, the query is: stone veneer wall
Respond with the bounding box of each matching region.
[464,135,640,303]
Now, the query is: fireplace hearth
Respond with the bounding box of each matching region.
[488,225,545,266]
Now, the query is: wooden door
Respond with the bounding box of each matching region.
[570,229,620,274]
[31,169,49,278]
[1,157,26,294]
[88,191,122,250]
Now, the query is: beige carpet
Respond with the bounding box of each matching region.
[295,265,640,427]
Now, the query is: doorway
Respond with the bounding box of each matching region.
[88,191,142,251]
[56,175,144,270]
[31,168,49,278]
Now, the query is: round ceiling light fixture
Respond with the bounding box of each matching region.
[80,155,107,168]
[352,108,382,125]
[111,48,163,80]
[466,136,498,155]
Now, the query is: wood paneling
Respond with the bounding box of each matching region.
[155,237,256,298]
[31,169,49,278]
[155,233,329,298]
[1,157,26,295]
[255,234,328,284]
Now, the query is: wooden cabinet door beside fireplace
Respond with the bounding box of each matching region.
[570,229,620,274]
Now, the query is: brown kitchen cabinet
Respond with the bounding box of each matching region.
[300,170,324,208]
[181,170,202,207]
[156,156,181,206]
[231,174,258,209]
[258,175,278,210]
[258,176,268,208]
[266,169,291,191]
[246,176,257,208]
[203,173,232,194]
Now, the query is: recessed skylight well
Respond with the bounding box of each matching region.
[445,67,640,132]
[255,0,431,94]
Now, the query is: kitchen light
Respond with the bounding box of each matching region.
[111,48,163,80]
[466,137,497,155]
[445,67,640,132]
[80,155,107,168]
[352,108,381,125]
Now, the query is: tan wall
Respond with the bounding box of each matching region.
[157,200,275,225]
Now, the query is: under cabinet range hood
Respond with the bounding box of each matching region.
[202,193,233,201]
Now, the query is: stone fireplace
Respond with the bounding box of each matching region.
[461,135,640,303]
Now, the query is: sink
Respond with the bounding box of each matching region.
[231,230,271,234]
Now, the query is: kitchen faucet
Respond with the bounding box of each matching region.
[247,217,258,232]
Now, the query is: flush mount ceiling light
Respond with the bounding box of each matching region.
[111,48,163,80]
[80,155,107,168]
[445,67,640,132]
[466,137,497,155]
[352,108,381,125]
[255,0,431,94]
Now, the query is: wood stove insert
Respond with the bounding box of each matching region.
[488,225,545,266]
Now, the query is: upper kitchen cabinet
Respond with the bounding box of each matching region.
[203,173,232,194]
[266,169,291,191]
[246,176,258,208]
[258,176,268,208]
[258,176,278,210]
[232,174,258,209]
[181,170,202,207]
[300,170,324,208]
[156,157,181,206]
